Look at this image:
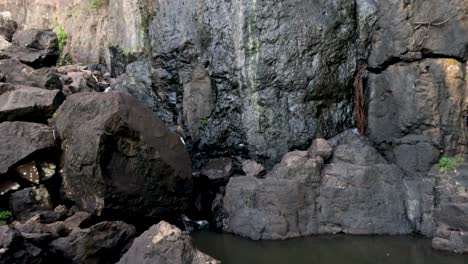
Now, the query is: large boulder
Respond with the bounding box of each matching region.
[117,221,219,264]
[0,122,55,175]
[318,131,411,235]
[0,225,45,264]
[0,83,64,122]
[1,29,59,68]
[0,58,62,90]
[223,130,412,240]
[223,151,323,240]
[49,221,136,264]
[54,92,193,219]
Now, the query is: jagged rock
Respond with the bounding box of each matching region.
[432,224,468,254]
[0,58,62,89]
[200,157,233,182]
[223,150,323,240]
[117,221,219,264]
[0,122,55,175]
[223,130,412,240]
[318,131,411,235]
[10,186,53,222]
[308,138,333,161]
[63,212,92,230]
[63,71,100,95]
[367,59,466,175]
[37,205,69,224]
[183,66,215,140]
[241,159,265,178]
[110,60,159,112]
[0,83,65,122]
[55,92,192,219]
[1,28,59,68]
[0,35,11,51]
[50,221,136,264]
[431,163,468,253]
[367,0,468,68]
[149,0,357,167]
[0,11,17,41]
[0,225,45,264]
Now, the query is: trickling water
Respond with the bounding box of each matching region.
[192,232,468,264]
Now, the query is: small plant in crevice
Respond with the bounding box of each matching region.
[439,156,464,173]
[200,118,209,127]
[0,210,12,225]
[54,20,69,65]
[90,0,109,9]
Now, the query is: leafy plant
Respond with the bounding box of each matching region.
[90,0,109,9]
[0,210,12,225]
[439,156,464,173]
[54,22,67,55]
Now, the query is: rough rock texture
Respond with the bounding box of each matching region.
[431,163,468,253]
[0,35,11,50]
[54,92,192,219]
[223,130,411,240]
[0,11,17,41]
[0,58,62,90]
[50,221,136,264]
[318,130,411,235]
[110,60,159,113]
[0,83,64,122]
[0,225,44,264]
[0,0,151,67]
[117,221,219,264]
[149,0,358,167]
[367,0,468,69]
[200,157,233,182]
[368,58,467,174]
[241,159,265,178]
[0,122,55,175]
[183,66,215,140]
[1,29,59,68]
[10,186,53,222]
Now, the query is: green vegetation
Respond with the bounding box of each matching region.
[122,48,132,57]
[439,156,464,173]
[200,118,209,126]
[90,0,109,9]
[54,22,67,55]
[0,210,12,225]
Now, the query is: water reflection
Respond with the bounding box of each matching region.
[192,232,468,264]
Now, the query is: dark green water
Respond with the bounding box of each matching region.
[192,232,468,264]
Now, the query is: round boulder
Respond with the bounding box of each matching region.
[54,92,192,220]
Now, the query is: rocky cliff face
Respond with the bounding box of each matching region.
[0,0,467,257]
